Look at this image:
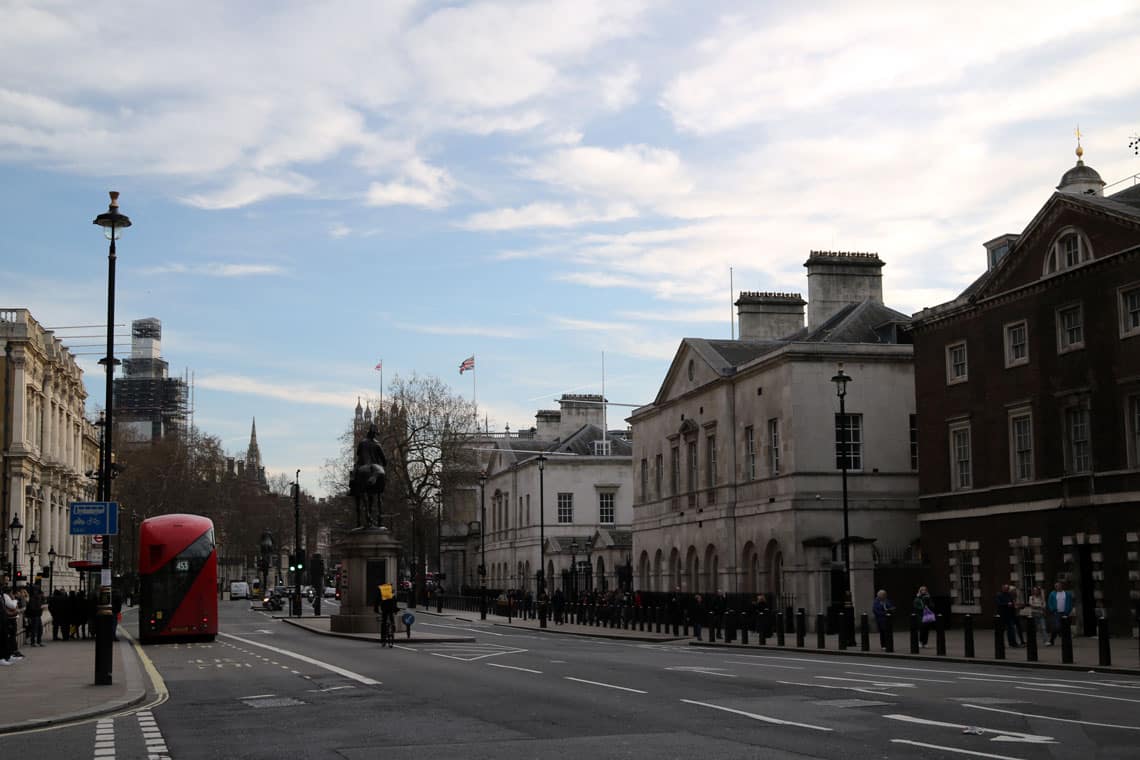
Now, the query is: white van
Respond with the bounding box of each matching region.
[230,581,250,599]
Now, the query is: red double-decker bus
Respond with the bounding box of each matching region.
[138,514,218,643]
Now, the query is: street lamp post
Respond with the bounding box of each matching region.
[568,539,578,598]
[292,470,301,617]
[9,515,22,586]
[47,546,56,595]
[436,493,443,613]
[536,454,547,629]
[93,190,130,686]
[831,363,853,642]
[26,531,38,586]
[478,471,487,620]
[584,537,594,593]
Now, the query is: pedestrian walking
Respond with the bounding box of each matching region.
[996,584,1021,647]
[1047,581,1073,646]
[912,586,934,648]
[872,590,894,650]
[49,589,67,641]
[1027,586,1047,643]
[690,593,706,640]
[24,584,44,647]
[2,581,21,664]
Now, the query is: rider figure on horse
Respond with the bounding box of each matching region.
[351,424,387,528]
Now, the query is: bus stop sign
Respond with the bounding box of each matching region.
[69,502,119,535]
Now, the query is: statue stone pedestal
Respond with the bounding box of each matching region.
[330,527,400,634]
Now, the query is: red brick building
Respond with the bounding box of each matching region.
[911,149,1140,636]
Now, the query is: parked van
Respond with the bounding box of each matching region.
[230,581,251,599]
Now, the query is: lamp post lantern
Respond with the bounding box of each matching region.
[48,546,56,595]
[478,471,487,620]
[92,190,130,686]
[830,362,853,637]
[9,514,22,586]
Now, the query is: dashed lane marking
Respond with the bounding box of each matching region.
[564,677,647,694]
[962,703,1140,731]
[883,713,1055,744]
[1015,686,1140,704]
[487,663,542,674]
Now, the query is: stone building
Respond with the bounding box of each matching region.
[628,252,920,618]
[911,147,1140,635]
[1,308,100,591]
[474,394,634,596]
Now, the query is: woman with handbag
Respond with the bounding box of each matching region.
[913,586,935,648]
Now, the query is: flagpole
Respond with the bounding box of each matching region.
[380,361,384,416]
[472,353,477,426]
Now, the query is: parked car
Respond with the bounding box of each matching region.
[323,587,337,599]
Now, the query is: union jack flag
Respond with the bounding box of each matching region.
[459,355,475,374]
[374,360,382,371]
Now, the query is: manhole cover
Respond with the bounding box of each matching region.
[242,697,305,708]
[812,699,890,708]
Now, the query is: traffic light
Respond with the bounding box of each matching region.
[288,554,297,572]
[296,552,305,572]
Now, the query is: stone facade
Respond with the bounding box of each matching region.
[475,395,634,595]
[629,254,920,620]
[1,308,100,591]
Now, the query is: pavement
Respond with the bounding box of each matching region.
[6,601,1138,737]
[0,618,151,735]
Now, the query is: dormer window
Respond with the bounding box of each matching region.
[1044,228,1092,275]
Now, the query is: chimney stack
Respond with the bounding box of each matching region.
[804,251,884,330]
[735,292,805,340]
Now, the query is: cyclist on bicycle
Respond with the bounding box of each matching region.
[374,583,397,647]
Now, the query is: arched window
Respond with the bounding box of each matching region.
[1044,228,1093,275]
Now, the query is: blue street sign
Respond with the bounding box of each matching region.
[68,502,119,535]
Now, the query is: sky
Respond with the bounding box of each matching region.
[2,1,1138,495]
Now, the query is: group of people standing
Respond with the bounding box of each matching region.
[1,579,110,666]
[869,581,1080,651]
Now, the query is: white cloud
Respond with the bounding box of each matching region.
[522,144,693,210]
[366,158,455,209]
[395,322,532,339]
[141,263,286,278]
[182,173,314,210]
[599,63,639,110]
[461,201,638,230]
[329,223,352,239]
[196,373,361,408]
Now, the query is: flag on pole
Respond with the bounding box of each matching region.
[374,360,383,371]
[459,355,475,374]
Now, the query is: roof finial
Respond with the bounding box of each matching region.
[1074,124,1084,160]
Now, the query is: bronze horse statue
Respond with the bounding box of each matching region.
[350,424,387,528]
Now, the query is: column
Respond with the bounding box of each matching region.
[10,350,28,454]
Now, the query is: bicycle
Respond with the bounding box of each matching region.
[379,610,395,648]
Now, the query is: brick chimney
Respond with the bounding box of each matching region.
[735,292,805,340]
[804,251,884,330]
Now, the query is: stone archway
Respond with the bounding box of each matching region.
[764,538,784,601]
[741,541,758,594]
[685,546,699,592]
[669,547,681,591]
[638,551,650,591]
[704,544,718,593]
[653,549,664,592]
[595,556,606,592]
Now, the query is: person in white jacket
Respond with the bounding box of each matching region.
[2,582,22,664]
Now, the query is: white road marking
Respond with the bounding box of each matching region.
[959,677,1094,689]
[221,633,381,686]
[681,698,832,732]
[1015,686,1140,704]
[777,680,896,697]
[487,663,542,674]
[564,677,648,694]
[816,676,914,688]
[665,666,737,678]
[418,622,504,636]
[845,671,952,683]
[891,739,1026,759]
[962,703,1140,731]
[240,694,275,699]
[883,713,1055,743]
[724,659,804,670]
[393,644,418,651]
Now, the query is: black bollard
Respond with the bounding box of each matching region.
[1061,615,1074,664]
[727,611,737,643]
[708,622,715,643]
[936,614,946,656]
[508,597,513,623]
[1098,618,1111,667]
[963,614,974,658]
[838,613,848,650]
[1026,619,1038,662]
[539,600,547,629]
[775,611,786,647]
[860,613,870,652]
[757,612,767,645]
[796,609,806,648]
[909,613,919,654]
[816,613,826,649]
[885,612,894,653]
[993,615,1005,660]
[740,615,749,646]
